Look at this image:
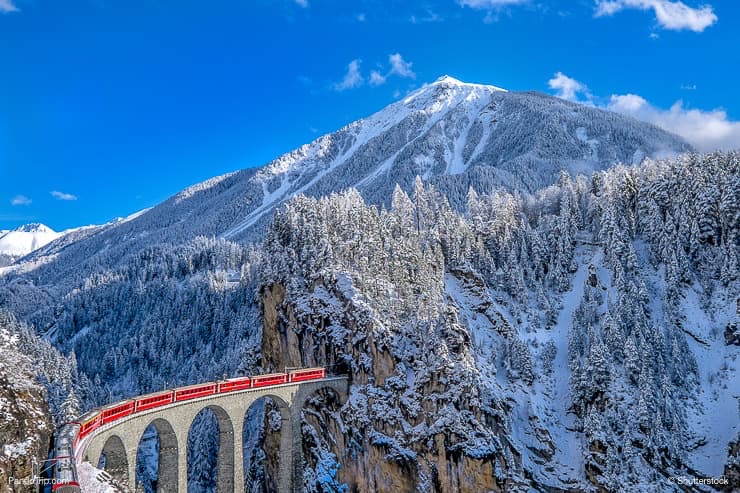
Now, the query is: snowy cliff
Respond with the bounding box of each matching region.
[0,314,54,490]
[256,154,738,491]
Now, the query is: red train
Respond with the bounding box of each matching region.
[74,368,324,436]
[54,368,326,492]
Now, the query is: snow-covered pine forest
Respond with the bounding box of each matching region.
[258,151,739,491]
[3,151,736,491]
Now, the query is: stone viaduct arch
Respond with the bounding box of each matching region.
[242,393,291,492]
[146,418,179,492]
[98,435,128,481]
[79,377,347,493]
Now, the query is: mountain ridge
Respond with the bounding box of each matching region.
[221,76,691,240]
[2,77,692,308]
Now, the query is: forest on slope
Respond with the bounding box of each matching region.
[3,151,736,491]
[258,151,738,491]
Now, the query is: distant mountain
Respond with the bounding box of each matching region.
[4,76,691,295]
[0,223,62,262]
[10,223,55,234]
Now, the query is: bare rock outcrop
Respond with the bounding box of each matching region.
[0,328,53,493]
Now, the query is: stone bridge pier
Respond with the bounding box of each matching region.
[80,378,348,493]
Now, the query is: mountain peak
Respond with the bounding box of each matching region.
[426,74,507,92]
[399,75,507,114]
[0,223,61,259]
[12,223,55,234]
[433,75,464,85]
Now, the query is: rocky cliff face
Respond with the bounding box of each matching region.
[261,275,519,492]
[0,328,53,493]
[723,436,740,491]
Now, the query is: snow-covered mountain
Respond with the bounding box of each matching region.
[4,76,691,297]
[220,75,690,240]
[0,223,64,268]
[0,223,61,258]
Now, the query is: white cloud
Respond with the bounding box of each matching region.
[608,94,740,151]
[595,0,717,32]
[457,0,528,8]
[547,71,740,151]
[11,195,31,206]
[457,0,528,21]
[50,190,78,201]
[369,71,387,86]
[294,0,309,8]
[388,53,416,79]
[334,54,415,91]
[356,13,366,22]
[0,0,18,13]
[333,60,364,91]
[548,72,590,102]
[409,10,443,23]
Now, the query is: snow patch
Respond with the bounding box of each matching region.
[2,438,32,458]
[77,462,118,493]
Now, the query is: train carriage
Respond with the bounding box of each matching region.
[135,390,174,412]
[74,410,102,442]
[55,423,79,458]
[174,382,217,401]
[51,456,80,492]
[101,400,135,424]
[288,367,325,383]
[218,376,251,393]
[251,372,287,388]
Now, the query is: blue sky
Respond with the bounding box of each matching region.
[1,0,738,230]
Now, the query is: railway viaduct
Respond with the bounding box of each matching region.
[77,377,348,493]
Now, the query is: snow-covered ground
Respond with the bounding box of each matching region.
[443,230,737,489]
[683,284,739,476]
[631,240,739,477]
[530,247,595,486]
[674,283,738,476]
[444,248,597,490]
[77,462,118,493]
